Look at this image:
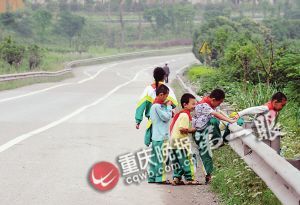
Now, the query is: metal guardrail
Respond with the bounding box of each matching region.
[176,67,300,205]
[0,47,191,83]
[0,69,72,82]
[229,124,300,205]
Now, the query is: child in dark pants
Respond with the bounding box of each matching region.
[192,89,236,184]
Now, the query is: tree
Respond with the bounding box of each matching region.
[55,11,85,47]
[0,12,16,28]
[135,0,145,41]
[0,37,25,67]
[273,40,300,86]
[32,9,52,42]
[143,7,170,32]
[28,45,43,70]
[171,4,195,35]
[224,41,257,90]
[255,36,275,86]
[119,0,125,48]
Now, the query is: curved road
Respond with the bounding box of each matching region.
[0,53,218,205]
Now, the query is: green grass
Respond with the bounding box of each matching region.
[0,46,146,75]
[212,146,281,205]
[187,65,216,81]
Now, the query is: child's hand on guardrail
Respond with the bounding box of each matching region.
[229,112,240,120]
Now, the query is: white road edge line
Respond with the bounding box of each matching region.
[0,83,71,104]
[0,69,147,154]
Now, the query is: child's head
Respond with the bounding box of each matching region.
[271,92,287,111]
[156,84,169,102]
[209,89,225,107]
[181,93,197,111]
[153,67,166,87]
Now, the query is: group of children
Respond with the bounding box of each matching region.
[135,66,288,185]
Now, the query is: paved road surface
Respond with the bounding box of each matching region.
[0,53,218,205]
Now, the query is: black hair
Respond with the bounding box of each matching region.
[153,67,166,89]
[181,93,196,108]
[156,84,169,96]
[209,89,225,101]
[271,92,287,102]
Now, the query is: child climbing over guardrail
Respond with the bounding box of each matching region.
[192,89,237,184]
[233,92,287,154]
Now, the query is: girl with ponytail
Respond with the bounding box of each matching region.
[135,67,178,146]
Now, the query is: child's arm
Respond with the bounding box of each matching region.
[154,103,173,122]
[167,87,179,108]
[180,128,196,134]
[135,87,152,129]
[178,113,196,134]
[234,106,269,119]
[212,111,236,123]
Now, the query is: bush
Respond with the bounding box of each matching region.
[0,37,25,67]
[28,45,43,70]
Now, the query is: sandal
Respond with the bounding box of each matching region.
[171,177,184,186]
[156,180,171,185]
[184,180,202,185]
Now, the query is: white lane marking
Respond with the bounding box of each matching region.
[0,69,147,153]
[77,63,117,84]
[114,71,130,80]
[0,83,71,104]
[84,71,92,77]
[0,63,118,104]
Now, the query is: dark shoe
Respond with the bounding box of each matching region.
[205,174,211,185]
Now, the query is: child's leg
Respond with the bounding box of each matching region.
[197,130,214,175]
[208,118,222,145]
[152,140,168,183]
[148,141,158,183]
[199,147,213,175]
[176,149,195,181]
[171,149,184,180]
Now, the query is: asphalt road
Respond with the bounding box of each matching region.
[0,53,218,205]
